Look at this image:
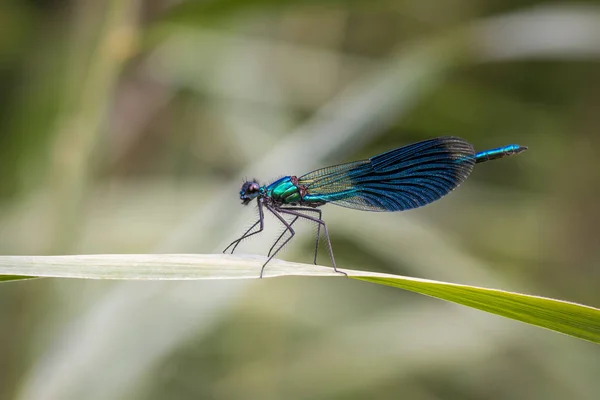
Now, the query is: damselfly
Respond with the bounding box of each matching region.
[224,136,527,277]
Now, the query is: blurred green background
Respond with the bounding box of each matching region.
[1,0,599,399]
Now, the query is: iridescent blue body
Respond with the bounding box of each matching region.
[475,144,525,164]
[225,137,527,277]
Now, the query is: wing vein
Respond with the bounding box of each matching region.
[298,137,476,212]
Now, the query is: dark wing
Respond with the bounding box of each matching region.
[298,137,476,212]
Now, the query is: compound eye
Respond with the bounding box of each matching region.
[247,182,260,193]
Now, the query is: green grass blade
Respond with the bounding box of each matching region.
[0,254,598,343]
[0,275,36,283]
[351,275,600,344]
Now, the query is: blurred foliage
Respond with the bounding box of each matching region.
[1,0,599,399]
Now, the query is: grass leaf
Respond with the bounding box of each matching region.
[0,275,35,283]
[0,254,598,344]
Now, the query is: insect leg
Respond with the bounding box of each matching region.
[277,208,346,277]
[278,207,322,264]
[223,199,265,254]
[261,204,296,278]
[268,216,299,257]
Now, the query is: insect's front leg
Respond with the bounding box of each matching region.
[223,199,265,254]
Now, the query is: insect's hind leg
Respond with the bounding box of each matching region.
[277,208,346,277]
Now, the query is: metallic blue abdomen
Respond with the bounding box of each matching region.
[475,144,527,164]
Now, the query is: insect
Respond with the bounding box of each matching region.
[224,136,527,278]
